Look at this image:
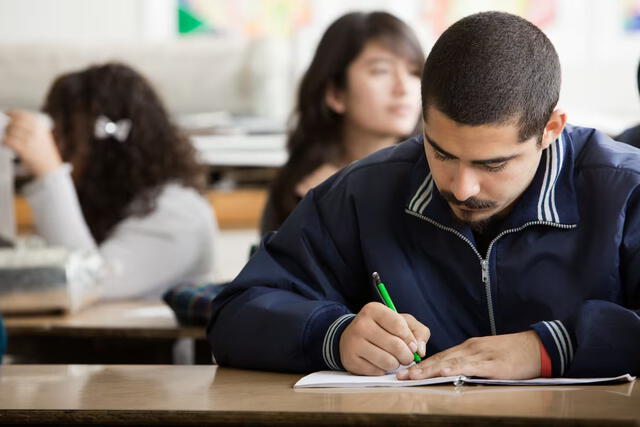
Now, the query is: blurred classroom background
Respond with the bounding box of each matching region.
[2,0,640,282]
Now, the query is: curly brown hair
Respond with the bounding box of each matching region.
[43,62,204,243]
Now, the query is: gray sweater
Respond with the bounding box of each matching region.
[24,164,218,299]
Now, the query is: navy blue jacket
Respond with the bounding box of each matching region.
[209,125,640,377]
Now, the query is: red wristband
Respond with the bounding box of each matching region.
[539,341,552,377]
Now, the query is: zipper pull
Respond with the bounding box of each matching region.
[481,259,489,284]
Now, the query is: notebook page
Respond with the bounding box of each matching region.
[294,371,635,388]
[466,374,635,386]
[294,370,460,388]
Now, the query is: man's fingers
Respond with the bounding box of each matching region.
[397,332,543,381]
[366,323,415,366]
[363,302,418,352]
[400,313,430,357]
[405,357,496,380]
[352,356,387,376]
[420,355,465,378]
[358,339,402,372]
[402,341,479,379]
[404,338,497,379]
[342,303,434,376]
[419,336,483,364]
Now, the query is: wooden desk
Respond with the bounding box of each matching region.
[0,365,637,426]
[3,301,211,364]
[205,188,266,229]
[14,188,267,232]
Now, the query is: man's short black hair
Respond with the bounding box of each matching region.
[421,11,561,142]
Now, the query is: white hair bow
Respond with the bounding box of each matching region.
[94,115,132,142]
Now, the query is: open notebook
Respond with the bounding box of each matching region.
[294,370,636,388]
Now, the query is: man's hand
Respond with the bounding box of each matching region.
[339,302,430,376]
[3,110,61,178]
[396,330,542,380]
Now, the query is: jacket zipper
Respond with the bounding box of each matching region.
[405,209,576,335]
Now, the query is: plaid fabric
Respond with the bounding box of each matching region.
[162,282,231,326]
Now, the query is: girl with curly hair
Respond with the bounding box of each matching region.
[3,62,217,299]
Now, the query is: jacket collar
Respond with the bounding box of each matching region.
[405,130,580,232]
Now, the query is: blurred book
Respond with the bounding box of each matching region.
[177,111,285,136]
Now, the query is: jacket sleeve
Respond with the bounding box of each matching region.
[208,177,367,373]
[531,187,640,377]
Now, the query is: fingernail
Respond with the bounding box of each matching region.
[396,370,408,379]
[409,341,418,353]
[419,341,427,357]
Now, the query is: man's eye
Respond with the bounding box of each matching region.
[483,162,507,172]
[434,151,451,161]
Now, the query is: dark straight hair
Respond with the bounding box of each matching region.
[266,11,424,232]
[421,11,561,142]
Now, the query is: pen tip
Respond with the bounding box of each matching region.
[372,271,380,281]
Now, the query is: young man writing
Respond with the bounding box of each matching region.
[208,12,640,379]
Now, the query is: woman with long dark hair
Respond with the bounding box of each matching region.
[3,63,217,299]
[261,11,424,233]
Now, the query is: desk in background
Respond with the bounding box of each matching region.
[191,133,286,167]
[15,188,267,233]
[3,300,211,364]
[0,365,637,426]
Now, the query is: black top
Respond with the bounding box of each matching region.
[615,124,640,149]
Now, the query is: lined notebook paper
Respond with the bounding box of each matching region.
[294,370,635,388]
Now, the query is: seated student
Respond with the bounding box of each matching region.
[615,59,640,148]
[261,11,424,234]
[2,63,217,299]
[208,12,640,379]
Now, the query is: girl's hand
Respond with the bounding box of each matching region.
[3,110,61,178]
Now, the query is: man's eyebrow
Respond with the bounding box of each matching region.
[424,132,520,165]
[424,132,457,159]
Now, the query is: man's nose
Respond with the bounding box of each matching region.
[451,165,480,202]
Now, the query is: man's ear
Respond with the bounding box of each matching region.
[325,83,346,114]
[540,109,567,149]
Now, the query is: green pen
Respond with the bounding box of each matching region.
[372,271,422,363]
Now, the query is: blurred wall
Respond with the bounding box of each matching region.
[0,0,174,41]
[0,0,638,134]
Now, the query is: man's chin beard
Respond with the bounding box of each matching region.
[453,211,499,233]
[466,218,493,233]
